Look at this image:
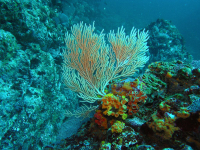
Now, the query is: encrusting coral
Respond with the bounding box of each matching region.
[89,78,147,140]
[111,121,125,133]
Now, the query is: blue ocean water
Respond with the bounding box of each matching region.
[96,0,200,59]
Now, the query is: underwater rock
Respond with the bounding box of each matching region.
[146,19,192,63]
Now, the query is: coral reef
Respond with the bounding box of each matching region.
[60,60,200,150]
[0,0,197,149]
[146,19,193,63]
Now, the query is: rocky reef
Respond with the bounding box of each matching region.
[0,0,197,149]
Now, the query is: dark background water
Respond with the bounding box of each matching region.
[95,0,200,59]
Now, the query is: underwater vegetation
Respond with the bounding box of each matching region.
[62,22,149,103]
[59,23,200,150]
[60,60,200,150]
[0,0,199,149]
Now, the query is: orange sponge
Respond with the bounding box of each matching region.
[102,93,128,118]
